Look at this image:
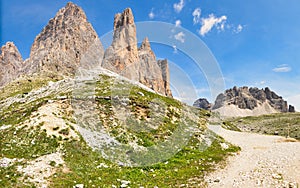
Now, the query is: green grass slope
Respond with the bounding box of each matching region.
[0,73,240,187]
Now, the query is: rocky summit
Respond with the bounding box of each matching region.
[0,42,23,87]
[193,98,212,110]
[24,2,104,76]
[211,86,295,117]
[102,8,172,97]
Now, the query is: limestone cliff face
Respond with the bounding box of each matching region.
[157,59,172,97]
[102,8,139,80]
[212,86,291,113]
[102,8,172,97]
[0,42,23,87]
[25,2,104,76]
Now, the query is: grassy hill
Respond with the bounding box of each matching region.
[0,72,240,187]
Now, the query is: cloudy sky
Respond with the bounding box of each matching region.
[1,0,300,110]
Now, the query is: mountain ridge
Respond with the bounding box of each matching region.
[194,86,296,117]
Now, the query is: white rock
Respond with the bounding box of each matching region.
[220,142,229,150]
[272,173,282,179]
[137,91,144,96]
[96,163,109,168]
[120,180,130,185]
[73,184,84,188]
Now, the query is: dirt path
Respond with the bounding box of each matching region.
[206,125,300,188]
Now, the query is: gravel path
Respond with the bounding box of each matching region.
[206,125,300,188]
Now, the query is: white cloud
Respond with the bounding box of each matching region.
[192,8,201,24]
[255,80,266,86]
[173,0,184,13]
[260,80,266,85]
[272,64,292,72]
[175,20,181,27]
[148,9,155,19]
[172,45,178,53]
[200,14,227,36]
[217,22,226,31]
[234,24,243,33]
[174,32,185,43]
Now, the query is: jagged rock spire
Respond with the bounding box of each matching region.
[139,37,151,51]
[138,37,155,59]
[0,42,23,87]
[26,2,103,76]
[102,8,172,97]
[114,8,135,30]
[102,8,139,79]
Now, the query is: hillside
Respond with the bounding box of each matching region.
[222,112,300,140]
[0,68,240,187]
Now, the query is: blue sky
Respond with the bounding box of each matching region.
[1,0,300,110]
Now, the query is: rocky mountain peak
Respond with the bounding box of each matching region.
[212,86,293,114]
[0,42,23,64]
[102,8,172,97]
[114,8,134,30]
[139,37,155,59]
[139,37,150,50]
[110,8,137,52]
[0,42,23,87]
[64,2,87,19]
[27,2,103,76]
[102,8,138,75]
[193,98,212,110]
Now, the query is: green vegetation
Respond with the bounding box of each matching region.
[0,97,48,126]
[49,134,239,187]
[0,161,34,188]
[223,113,300,140]
[221,121,241,132]
[0,75,60,101]
[0,125,59,159]
[0,73,241,187]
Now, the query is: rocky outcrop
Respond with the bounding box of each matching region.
[102,8,139,79]
[157,59,172,97]
[193,98,211,110]
[24,2,104,76]
[212,86,293,113]
[102,8,172,97]
[289,105,295,113]
[0,42,23,87]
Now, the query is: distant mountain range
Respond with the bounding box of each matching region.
[194,86,296,117]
